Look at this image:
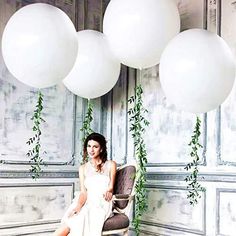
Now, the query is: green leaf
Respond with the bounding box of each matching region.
[127,83,149,235]
[27,90,46,180]
[184,115,205,206]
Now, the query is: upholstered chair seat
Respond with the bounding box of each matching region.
[102,213,129,231]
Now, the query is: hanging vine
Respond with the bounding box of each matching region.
[26,90,45,179]
[184,116,206,205]
[128,83,150,235]
[80,99,94,163]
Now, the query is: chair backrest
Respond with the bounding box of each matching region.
[102,163,137,234]
[113,164,136,210]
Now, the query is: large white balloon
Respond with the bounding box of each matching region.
[63,30,121,99]
[1,3,78,88]
[103,0,180,69]
[160,29,236,114]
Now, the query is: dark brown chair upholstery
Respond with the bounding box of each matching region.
[102,164,136,236]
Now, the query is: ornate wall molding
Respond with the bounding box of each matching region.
[147,172,236,183]
[2,228,55,236]
[0,170,78,179]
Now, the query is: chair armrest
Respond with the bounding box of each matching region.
[112,194,134,214]
[112,194,134,201]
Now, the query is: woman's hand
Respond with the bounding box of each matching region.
[103,190,113,201]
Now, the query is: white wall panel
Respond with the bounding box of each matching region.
[142,185,205,235]
[0,183,74,235]
[217,189,236,236]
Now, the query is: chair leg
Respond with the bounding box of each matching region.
[124,229,129,236]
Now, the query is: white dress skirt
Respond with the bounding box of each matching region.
[61,161,113,236]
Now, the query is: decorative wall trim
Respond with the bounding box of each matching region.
[0,182,75,188]
[202,113,207,164]
[0,170,78,179]
[216,188,236,236]
[147,172,236,183]
[217,103,236,166]
[146,161,206,167]
[71,94,77,165]
[0,159,76,166]
[143,184,206,235]
[217,159,236,166]
[124,67,130,164]
[2,228,55,236]
[0,220,59,230]
[140,220,205,236]
[130,227,167,236]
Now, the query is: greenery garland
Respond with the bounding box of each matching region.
[26,90,45,179]
[184,116,206,205]
[128,83,150,235]
[80,99,94,163]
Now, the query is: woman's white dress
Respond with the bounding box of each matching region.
[61,160,113,236]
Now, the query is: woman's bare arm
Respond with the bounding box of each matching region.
[104,160,117,201]
[69,165,87,216]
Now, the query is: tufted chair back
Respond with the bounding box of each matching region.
[113,165,136,209]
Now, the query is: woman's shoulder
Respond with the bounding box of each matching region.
[106,159,116,165]
[107,160,117,170]
[79,162,88,172]
[110,160,116,165]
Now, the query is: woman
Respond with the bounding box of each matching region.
[54,133,116,236]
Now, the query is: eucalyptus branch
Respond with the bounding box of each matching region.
[26,90,45,179]
[184,116,205,205]
[80,99,94,163]
[128,84,150,235]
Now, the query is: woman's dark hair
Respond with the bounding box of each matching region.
[83,132,108,171]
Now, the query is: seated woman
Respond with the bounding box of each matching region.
[54,132,116,236]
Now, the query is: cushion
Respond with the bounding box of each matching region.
[102,213,129,231]
[113,165,136,209]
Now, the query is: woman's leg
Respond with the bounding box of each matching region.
[53,224,70,236]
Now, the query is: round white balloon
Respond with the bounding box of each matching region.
[103,0,180,69]
[63,30,121,99]
[160,28,236,114]
[1,3,78,88]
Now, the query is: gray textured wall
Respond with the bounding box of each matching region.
[0,0,99,235]
[101,0,236,236]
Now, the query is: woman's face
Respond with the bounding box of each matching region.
[87,140,102,159]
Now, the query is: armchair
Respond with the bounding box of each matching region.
[102,163,136,236]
